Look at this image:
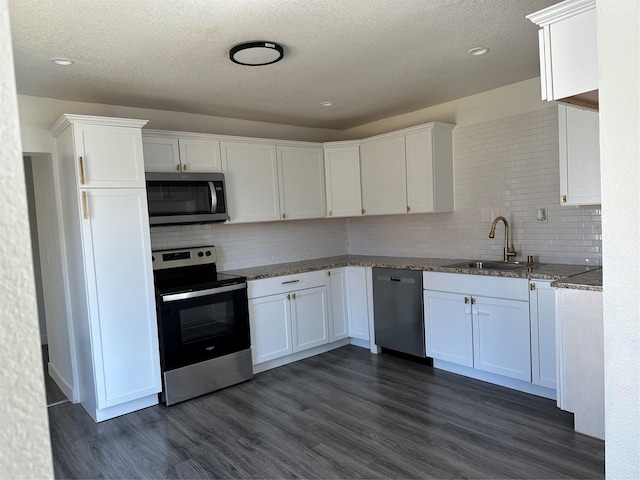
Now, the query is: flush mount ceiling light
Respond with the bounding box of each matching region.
[51,57,75,66]
[229,41,284,66]
[468,46,489,56]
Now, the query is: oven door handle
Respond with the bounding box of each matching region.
[160,282,247,302]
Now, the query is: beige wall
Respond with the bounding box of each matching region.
[598,0,640,477]
[0,0,53,477]
[18,78,547,154]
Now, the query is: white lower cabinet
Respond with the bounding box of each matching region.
[529,281,557,389]
[472,296,531,382]
[327,269,349,342]
[248,293,292,364]
[424,291,473,367]
[291,286,329,352]
[423,272,541,387]
[345,266,370,341]
[248,271,329,365]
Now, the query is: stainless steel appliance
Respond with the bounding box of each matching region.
[372,268,426,358]
[146,172,228,225]
[152,245,252,405]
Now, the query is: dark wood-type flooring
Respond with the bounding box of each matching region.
[48,345,605,479]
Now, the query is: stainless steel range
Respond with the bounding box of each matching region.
[152,245,252,405]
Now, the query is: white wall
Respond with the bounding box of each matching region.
[0,0,53,476]
[598,0,640,477]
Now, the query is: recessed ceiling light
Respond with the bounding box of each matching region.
[229,41,284,66]
[468,47,489,56]
[51,58,75,66]
[320,101,333,107]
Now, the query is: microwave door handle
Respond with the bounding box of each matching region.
[208,182,218,213]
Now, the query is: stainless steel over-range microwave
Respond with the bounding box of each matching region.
[145,172,228,226]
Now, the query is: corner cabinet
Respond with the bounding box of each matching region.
[324,142,363,218]
[49,114,161,422]
[142,131,222,173]
[558,104,600,206]
[527,0,598,107]
[360,123,455,216]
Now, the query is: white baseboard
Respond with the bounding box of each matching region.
[48,362,77,403]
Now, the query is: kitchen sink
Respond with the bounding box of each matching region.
[444,261,529,271]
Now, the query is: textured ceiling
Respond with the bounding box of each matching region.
[7,0,557,130]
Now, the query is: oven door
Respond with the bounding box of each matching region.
[157,283,249,372]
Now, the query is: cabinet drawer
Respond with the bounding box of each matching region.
[423,271,529,301]
[248,270,327,299]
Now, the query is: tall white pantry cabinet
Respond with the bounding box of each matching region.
[50,114,162,422]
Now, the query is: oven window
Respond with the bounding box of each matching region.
[179,302,233,345]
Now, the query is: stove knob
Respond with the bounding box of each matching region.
[198,251,204,257]
[205,250,212,256]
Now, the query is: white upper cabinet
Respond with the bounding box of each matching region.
[221,141,280,223]
[405,123,454,213]
[359,123,455,217]
[277,145,326,220]
[324,142,363,218]
[50,117,147,188]
[527,0,598,107]
[142,132,222,173]
[360,134,407,215]
[558,104,600,206]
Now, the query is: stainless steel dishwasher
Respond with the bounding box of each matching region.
[372,267,425,358]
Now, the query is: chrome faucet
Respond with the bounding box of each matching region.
[489,216,517,262]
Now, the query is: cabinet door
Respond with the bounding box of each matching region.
[277,145,326,220]
[360,135,407,215]
[248,293,292,364]
[346,266,370,341]
[405,126,454,214]
[327,269,349,342]
[179,138,222,173]
[324,145,362,217]
[142,136,181,173]
[424,290,473,367]
[74,124,146,188]
[559,104,600,206]
[547,7,598,100]
[291,286,329,352]
[530,281,556,389]
[221,141,280,223]
[80,188,161,408]
[472,296,531,381]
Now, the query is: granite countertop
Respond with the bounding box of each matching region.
[552,268,603,292]
[223,255,602,289]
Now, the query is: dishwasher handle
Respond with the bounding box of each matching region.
[376,275,416,284]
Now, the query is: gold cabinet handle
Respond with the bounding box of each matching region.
[292,293,296,300]
[287,293,290,300]
[183,164,188,171]
[361,208,365,215]
[464,297,469,304]
[327,271,331,277]
[471,297,476,305]
[282,213,286,219]
[176,164,181,171]
[407,206,411,213]
[82,191,89,219]
[281,279,300,285]
[560,195,567,204]
[530,283,536,291]
[79,157,86,185]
